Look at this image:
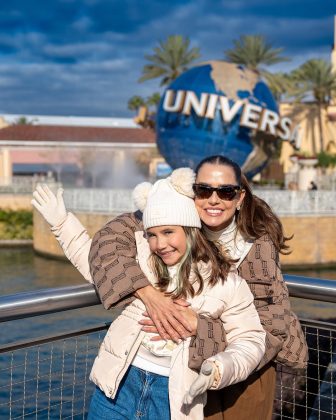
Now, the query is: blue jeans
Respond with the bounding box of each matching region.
[87,365,170,419]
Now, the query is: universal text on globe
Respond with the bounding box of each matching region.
[163,89,301,149]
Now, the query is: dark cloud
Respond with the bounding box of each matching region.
[0,0,334,117]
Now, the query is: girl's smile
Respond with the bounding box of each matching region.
[146,226,187,266]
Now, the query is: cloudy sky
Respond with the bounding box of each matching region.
[0,0,335,117]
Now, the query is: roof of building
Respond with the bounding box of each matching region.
[0,124,156,144]
[1,114,138,128]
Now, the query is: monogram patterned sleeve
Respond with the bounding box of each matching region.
[238,235,308,370]
[238,236,291,369]
[188,314,227,371]
[89,212,151,310]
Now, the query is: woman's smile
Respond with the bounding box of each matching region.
[195,163,245,231]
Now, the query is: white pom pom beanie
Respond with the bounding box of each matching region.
[133,168,201,230]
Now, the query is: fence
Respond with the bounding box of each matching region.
[60,189,336,215]
[0,275,335,419]
[1,178,336,215]
[0,176,58,194]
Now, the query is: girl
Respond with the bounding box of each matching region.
[32,169,266,420]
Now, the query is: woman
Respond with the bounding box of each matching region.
[192,155,308,419]
[34,169,266,419]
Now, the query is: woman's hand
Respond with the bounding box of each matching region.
[136,285,196,342]
[138,292,198,341]
[31,184,67,227]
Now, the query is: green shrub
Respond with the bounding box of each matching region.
[317,151,336,168]
[0,209,33,239]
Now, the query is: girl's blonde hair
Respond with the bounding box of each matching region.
[149,227,234,299]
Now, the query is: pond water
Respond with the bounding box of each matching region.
[0,247,112,346]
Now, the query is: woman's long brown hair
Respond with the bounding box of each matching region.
[150,227,234,299]
[195,155,292,254]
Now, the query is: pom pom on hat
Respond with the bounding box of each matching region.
[132,169,201,229]
[170,167,195,198]
[132,182,152,212]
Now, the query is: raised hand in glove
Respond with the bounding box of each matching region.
[31,184,67,227]
[183,361,217,405]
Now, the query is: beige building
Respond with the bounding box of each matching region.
[279,16,336,176]
[279,103,336,174]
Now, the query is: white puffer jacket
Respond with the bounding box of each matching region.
[51,213,266,419]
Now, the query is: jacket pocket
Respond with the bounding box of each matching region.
[103,315,141,357]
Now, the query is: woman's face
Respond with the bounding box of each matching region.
[194,163,245,231]
[146,225,187,266]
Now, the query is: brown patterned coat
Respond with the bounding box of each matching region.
[238,235,308,370]
[89,212,308,371]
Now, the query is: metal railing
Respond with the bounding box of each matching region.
[1,180,336,215]
[0,275,335,322]
[61,189,336,215]
[63,189,136,214]
[0,176,58,194]
[0,275,335,419]
[256,190,336,216]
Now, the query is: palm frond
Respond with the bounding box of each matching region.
[139,35,201,85]
[225,35,289,72]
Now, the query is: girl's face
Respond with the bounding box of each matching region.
[195,163,245,231]
[146,225,187,266]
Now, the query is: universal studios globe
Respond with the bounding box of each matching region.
[156,61,279,178]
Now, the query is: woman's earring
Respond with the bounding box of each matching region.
[236,205,241,211]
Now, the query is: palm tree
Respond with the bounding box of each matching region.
[225,35,289,73]
[127,95,146,112]
[290,59,336,151]
[264,72,294,102]
[139,35,201,86]
[146,92,161,108]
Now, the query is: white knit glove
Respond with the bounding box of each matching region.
[183,361,217,405]
[31,184,67,227]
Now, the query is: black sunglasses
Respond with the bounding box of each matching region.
[192,184,242,201]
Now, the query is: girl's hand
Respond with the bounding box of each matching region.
[139,304,198,341]
[31,184,67,227]
[183,361,217,404]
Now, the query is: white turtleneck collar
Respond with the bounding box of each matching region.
[202,218,253,267]
[167,264,179,293]
[202,218,236,242]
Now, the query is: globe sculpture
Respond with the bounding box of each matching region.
[156,61,279,178]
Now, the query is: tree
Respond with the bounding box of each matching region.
[290,59,336,151]
[225,35,289,73]
[146,92,161,108]
[139,35,201,86]
[13,116,35,125]
[127,95,146,112]
[264,72,295,102]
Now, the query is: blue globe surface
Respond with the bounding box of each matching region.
[156,61,278,178]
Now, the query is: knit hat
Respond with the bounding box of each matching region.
[133,168,201,229]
